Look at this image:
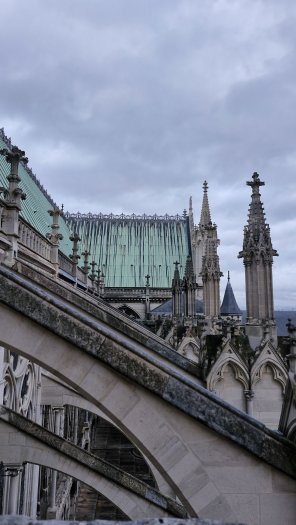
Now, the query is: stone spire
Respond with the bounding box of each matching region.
[238,173,278,333]
[188,195,194,235]
[199,181,212,227]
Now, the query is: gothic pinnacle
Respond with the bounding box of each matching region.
[199,180,212,226]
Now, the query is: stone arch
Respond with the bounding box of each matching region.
[41,372,175,498]
[208,360,248,412]
[1,282,295,523]
[2,364,17,411]
[0,302,234,518]
[178,337,200,364]
[251,360,287,392]
[251,361,287,429]
[0,416,170,520]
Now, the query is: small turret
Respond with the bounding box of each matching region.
[220,272,242,320]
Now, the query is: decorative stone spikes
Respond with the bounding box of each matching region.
[69,232,81,278]
[89,260,97,289]
[48,208,63,246]
[81,250,90,274]
[188,195,194,235]
[145,274,151,319]
[172,261,182,317]
[47,208,64,273]
[199,181,212,227]
[172,261,181,288]
[81,249,91,285]
[95,267,101,293]
[238,172,278,324]
[0,146,27,265]
[184,255,195,283]
[183,256,197,317]
[0,147,27,209]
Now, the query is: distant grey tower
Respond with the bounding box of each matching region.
[238,173,278,342]
[191,181,221,305]
[199,182,222,317]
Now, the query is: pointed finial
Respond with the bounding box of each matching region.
[199,181,212,226]
[145,274,150,287]
[228,270,230,282]
[189,196,193,211]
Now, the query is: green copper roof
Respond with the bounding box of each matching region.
[0,131,72,256]
[0,130,190,286]
[66,214,190,288]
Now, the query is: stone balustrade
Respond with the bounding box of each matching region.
[18,219,51,261]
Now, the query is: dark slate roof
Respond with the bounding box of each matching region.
[66,214,190,288]
[152,297,203,315]
[220,280,242,315]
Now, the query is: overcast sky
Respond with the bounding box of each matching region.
[1,0,296,309]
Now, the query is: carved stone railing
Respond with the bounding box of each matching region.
[18,219,51,261]
[65,211,186,222]
[58,251,73,274]
[58,251,88,284]
[105,288,172,298]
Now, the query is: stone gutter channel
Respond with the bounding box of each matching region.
[0,264,296,481]
[0,406,187,519]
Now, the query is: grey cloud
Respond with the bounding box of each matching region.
[0,0,295,306]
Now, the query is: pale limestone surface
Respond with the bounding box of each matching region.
[0,412,183,519]
[0,299,295,525]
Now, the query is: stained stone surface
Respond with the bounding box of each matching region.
[0,518,248,525]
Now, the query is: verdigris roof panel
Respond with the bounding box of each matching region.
[66,214,190,288]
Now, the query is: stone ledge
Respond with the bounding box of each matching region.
[0,517,248,525]
[9,261,203,379]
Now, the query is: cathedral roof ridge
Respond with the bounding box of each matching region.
[65,211,187,222]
